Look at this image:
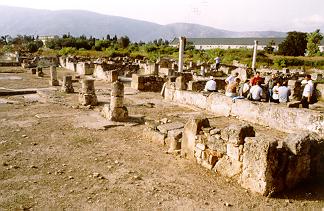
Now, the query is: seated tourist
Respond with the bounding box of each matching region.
[238,79,250,98]
[249,81,263,101]
[225,78,241,97]
[250,72,262,86]
[272,82,280,103]
[278,81,291,103]
[225,72,239,84]
[204,76,217,92]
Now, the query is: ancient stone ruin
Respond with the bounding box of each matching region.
[49,66,59,86]
[61,75,74,93]
[102,80,128,121]
[78,79,98,106]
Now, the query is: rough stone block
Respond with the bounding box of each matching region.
[196,143,206,151]
[214,155,242,178]
[240,137,280,196]
[145,128,166,145]
[221,124,255,145]
[110,96,124,108]
[226,143,243,161]
[79,94,98,106]
[167,129,183,140]
[108,106,128,122]
[111,81,124,97]
[283,133,312,189]
[206,136,227,155]
[157,122,184,134]
[181,117,210,159]
[175,76,187,90]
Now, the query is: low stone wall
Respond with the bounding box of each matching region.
[131,74,166,92]
[316,83,324,101]
[145,117,324,196]
[76,62,94,75]
[164,84,324,137]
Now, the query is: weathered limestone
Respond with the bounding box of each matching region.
[131,74,165,92]
[103,81,128,121]
[61,75,74,93]
[178,37,185,72]
[78,79,97,106]
[240,136,280,196]
[181,117,210,159]
[49,66,59,86]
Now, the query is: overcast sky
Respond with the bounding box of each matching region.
[1,0,323,32]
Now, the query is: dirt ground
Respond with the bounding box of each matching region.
[0,67,323,210]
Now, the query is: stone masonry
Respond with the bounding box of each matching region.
[102,81,128,121]
[61,75,74,93]
[78,79,98,106]
[49,66,59,86]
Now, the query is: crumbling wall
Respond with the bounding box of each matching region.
[131,74,166,92]
[164,85,324,137]
[145,116,324,196]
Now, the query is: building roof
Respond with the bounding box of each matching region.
[170,37,287,46]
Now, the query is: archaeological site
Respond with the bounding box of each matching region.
[0,36,323,210]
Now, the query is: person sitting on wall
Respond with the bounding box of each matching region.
[272,81,280,103]
[267,74,278,101]
[225,72,239,85]
[249,81,263,101]
[238,79,251,98]
[204,76,217,92]
[301,75,314,108]
[250,71,262,86]
[226,78,241,97]
[278,81,291,103]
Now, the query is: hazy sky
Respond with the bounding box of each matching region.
[1,0,323,32]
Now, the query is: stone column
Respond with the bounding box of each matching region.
[252,40,258,70]
[78,79,98,106]
[61,75,74,93]
[49,66,59,86]
[178,37,186,72]
[102,81,128,121]
[36,67,44,77]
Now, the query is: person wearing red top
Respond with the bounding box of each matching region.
[250,72,262,86]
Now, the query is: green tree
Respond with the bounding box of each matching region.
[118,36,130,48]
[306,29,323,56]
[278,31,307,56]
[264,40,275,54]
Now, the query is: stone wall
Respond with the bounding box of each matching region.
[131,74,166,92]
[145,116,324,196]
[76,62,94,75]
[164,85,324,137]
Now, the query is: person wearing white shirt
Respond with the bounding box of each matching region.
[204,77,217,92]
[215,57,221,70]
[278,81,291,103]
[225,72,239,84]
[249,81,263,101]
[301,75,313,108]
[272,82,280,103]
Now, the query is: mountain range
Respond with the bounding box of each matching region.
[0,5,287,42]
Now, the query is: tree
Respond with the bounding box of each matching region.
[306,29,323,56]
[278,31,307,56]
[118,36,130,48]
[264,40,275,54]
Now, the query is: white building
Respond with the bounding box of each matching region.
[170,37,324,52]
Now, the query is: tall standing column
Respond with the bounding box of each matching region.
[178,37,186,72]
[49,66,59,86]
[102,81,128,121]
[78,79,98,106]
[252,40,258,71]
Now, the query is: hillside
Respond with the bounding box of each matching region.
[0,5,286,41]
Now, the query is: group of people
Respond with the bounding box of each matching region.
[204,71,314,108]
